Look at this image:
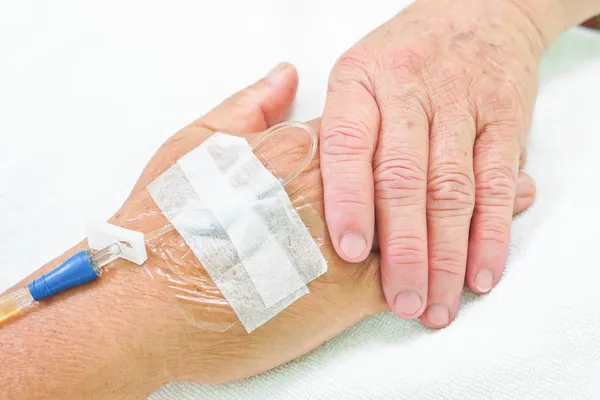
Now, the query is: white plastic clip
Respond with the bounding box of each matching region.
[86,221,147,265]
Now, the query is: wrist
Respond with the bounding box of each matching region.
[507,0,600,47]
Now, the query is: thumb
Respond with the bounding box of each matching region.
[129,63,297,195]
[197,63,299,134]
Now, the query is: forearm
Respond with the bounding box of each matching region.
[511,0,600,46]
[0,241,174,400]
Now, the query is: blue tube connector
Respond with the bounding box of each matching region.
[28,250,100,301]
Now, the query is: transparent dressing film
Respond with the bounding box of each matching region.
[125,122,327,333]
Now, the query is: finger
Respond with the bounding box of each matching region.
[421,110,476,328]
[513,170,535,215]
[466,125,521,294]
[372,170,536,253]
[198,62,299,133]
[320,57,379,263]
[374,87,430,319]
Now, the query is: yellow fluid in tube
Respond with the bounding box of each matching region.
[0,289,34,324]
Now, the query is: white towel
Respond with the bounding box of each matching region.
[1,1,599,399]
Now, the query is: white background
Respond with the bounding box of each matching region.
[1,1,600,399]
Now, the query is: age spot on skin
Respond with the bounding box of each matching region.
[449,30,477,52]
[453,31,475,43]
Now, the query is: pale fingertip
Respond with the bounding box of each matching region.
[474,269,494,293]
[424,303,450,327]
[393,291,423,318]
[339,231,368,261]
[267,62,293,87]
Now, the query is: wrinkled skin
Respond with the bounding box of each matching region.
[321,0,543,328]
[1,64,536,400]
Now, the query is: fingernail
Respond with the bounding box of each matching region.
[475,269,494,293]
[267,62,289,85]
[425,303,450,326]
[516,173,535,198]
[394,291,422,316]
[340,232,367,260]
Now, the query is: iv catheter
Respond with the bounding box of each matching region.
[0,243,122,324]
[0,120,317,326]
[0,218,149,325]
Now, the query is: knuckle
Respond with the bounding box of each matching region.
[321,117,374,157]
[429,65,470,106]
[334,50,369,74]
[475,165,516,204]
[474,81,526,124]
[383,235,428,269]
[472,218,510,246]
[379,95,430,134]
[376,56,430,109]
[429,247,467,278]
[429,111,475,142]
[327,180,371,208]
[374,155,427,200]
[329,49,372,91]
[330,196,371,209]
[476,126,521,155]
[427,163,475,214]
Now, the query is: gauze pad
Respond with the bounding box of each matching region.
[147,133,327,332]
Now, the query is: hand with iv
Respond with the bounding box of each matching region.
[0,64,536,400]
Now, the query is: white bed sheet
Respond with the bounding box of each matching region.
[1,1,600,399]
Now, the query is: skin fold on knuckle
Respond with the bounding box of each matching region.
[326,175,371,209]
[378,95,430,139]
[328,48,374,96]
[470,213,511,247]
[374,154,427,203]
[475,164,517,206]
[429,246,468,279]
[320,141,373,214]
[473,167,514,247]
[472,73,530,136]
[375,64,432,118]
[427,163,475,216]
[381,235,428,284]
[477,110,526,145]
[321,116,375,158]
[334,45,372,73]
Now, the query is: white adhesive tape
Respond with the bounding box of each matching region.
[178,141,306,308]
[147,133,327,332]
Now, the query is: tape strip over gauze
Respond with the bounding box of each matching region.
[147,133,327,332]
